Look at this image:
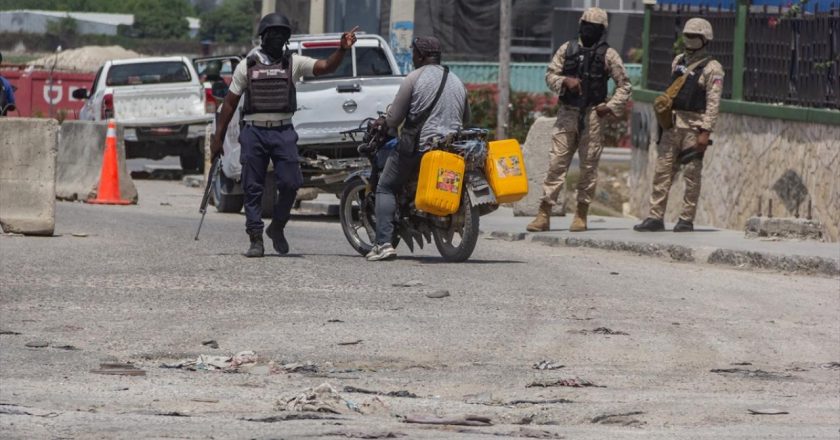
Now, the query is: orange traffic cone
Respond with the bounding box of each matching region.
[87,119,131,205]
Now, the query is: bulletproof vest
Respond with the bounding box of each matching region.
[672,57,709,113]
[560,40,609,108]
[243,52,297,115]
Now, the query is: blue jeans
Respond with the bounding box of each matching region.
[239,124,303,234]
[374,150,421,245]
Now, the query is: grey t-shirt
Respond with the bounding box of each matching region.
[385,64,470,143]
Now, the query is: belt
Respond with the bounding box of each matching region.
[243,119,292,128]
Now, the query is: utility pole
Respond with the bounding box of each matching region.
[496,0,512,139]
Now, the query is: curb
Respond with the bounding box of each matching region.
[485,230,840,277]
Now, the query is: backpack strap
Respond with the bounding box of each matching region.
[415,66,449,129]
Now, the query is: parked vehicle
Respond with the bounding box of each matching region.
[338,118,506,263]
[73,56,213,173]
[210,33,403,214]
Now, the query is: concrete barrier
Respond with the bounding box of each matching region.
[0,118,58,235]
[513,116,568,217]
[56,121,137,203]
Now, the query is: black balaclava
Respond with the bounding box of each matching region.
[261,28,291,60]
[579,21,605,47]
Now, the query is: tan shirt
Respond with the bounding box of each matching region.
[545,41,632,117]
[229,49,317,122]
[670,53,725,132]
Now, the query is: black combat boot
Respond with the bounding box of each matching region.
[245,230,264,258]
[266,221,289,255]
[673,219,694,232]
[633,217,665,232]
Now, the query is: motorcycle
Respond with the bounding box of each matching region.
[338,118,499,262]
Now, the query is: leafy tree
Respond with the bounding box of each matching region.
[131,0,192,40]
[199,0,256,43]
[46,16,79,46]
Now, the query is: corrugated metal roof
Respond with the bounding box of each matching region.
[448,62,642,94]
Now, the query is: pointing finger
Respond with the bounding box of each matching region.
[347,26,360,34]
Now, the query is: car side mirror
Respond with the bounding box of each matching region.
[72,88,89,100]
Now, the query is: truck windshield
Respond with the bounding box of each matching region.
[301,47,393,80]
[106,62,192,86]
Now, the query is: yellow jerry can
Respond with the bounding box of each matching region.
[485,139,528,203]
[415,150,466,216]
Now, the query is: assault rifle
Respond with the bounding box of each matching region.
[194,155,221,241]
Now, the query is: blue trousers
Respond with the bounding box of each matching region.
[239,124,303,234]
[374,150,421,245]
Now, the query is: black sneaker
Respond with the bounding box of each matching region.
[245,231,264,258]
[266,222,289,255]
[673,219,694,232]
[633,218,665,232]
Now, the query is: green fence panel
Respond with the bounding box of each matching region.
[448,62,643,95]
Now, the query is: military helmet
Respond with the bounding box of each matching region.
[683,18,713,40]
[258,13,292,36]
[580,7,609,29]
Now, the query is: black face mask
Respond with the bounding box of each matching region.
[261,29,290,59]
[579,22,605,47]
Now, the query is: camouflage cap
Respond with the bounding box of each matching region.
[683,18,714,40]
[411,36,442,56]
[580,7,609,28]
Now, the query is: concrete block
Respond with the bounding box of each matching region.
[56,121,137,203]
[512,117,568,217]
[0,118,58,235]
[745,216,824,241]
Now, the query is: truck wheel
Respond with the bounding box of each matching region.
[212,170,243,213]
[180,141,205,174]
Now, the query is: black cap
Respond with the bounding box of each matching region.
[411,36,441,56]
[258,13,292,36]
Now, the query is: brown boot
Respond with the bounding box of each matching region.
[526,202,552,232]
[569,203,588,232]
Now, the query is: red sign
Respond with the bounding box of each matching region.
[1,68,95,119]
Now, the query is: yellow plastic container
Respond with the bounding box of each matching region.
[485,139,529,203]
[415,150,465,216]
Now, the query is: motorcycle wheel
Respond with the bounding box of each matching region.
[433,191,479,262]
[339,177,380,256]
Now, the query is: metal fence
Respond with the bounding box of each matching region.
[648,4,736,99]
[744,4,839,108]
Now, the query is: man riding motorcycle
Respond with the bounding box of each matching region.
[366,36,471,261]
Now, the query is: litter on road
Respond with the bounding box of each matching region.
[591,411,645,425]
[403,414,492,426]
[201,340,219,349]
[748,408,789,415]
[425,290,450,299]
[90,363,146,376]
[343,385,418,398]
[160,351,258,372]
[338,339,363,346]
[532,360,565,370]
[710,368,794,380]
[573,327,629,335]
[24,341,49,348]
[392,280,424,287]
[526,378,605,388]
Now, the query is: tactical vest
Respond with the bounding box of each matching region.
[671,57,709,113]
[560,40,609,108]
[243,52,297,115]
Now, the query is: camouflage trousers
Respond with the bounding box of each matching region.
[540,106,605,207]
[648,127,703,222]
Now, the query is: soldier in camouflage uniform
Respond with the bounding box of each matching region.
[526,8,632,233]
[635,18,724,232]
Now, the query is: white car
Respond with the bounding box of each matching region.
[211,33,404,214]
[73,56,214,173]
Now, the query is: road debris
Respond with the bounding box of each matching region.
[392,280,423,287]
[278,361,318,374]
[403,414,492,426]
[328,319,345,323]
[322,430,406,439]
[820,362,840,370]
[533,360,565,370]
[0,404,59,418]
[90,363,146,376]
[338,339,363,346]
[731,362,753,366]
[190,398,219,403]
[505,398,573,406]
[609,272,619,275]
[52,344,80,351]
[573,327,629,335]
[159,202,172,206]
[475,427,563,439]
[748,408,789,415]
[156,411,190,417]
[160,351,257,372]
[282,382,359,414]
[245,413,344,422]
[71,233,89,237]
[24,341,49,348]
[230,351,258,369]
[425,290,450,299]
[0,329,21,335]
[201,340,219,349]
[591,411,645,426]
[710,368,793,380]
[526,378,604,388]
[343,386,418,398]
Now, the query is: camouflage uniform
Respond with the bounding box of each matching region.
[541,43,632,208]
[648,51,724,223]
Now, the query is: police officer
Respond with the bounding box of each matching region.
[526,8,631,233]
[210,13,357,257]
[366,37,470,261]
[635,18,724,233]
[0,52,17,117]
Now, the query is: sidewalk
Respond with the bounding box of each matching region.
[481,207,840,277]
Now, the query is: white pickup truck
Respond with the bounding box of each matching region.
[73,56,214,173]
[211,33,403,214]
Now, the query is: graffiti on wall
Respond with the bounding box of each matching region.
[390,20,414,75]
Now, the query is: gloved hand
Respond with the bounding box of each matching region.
[562,77,582,95]
[695,130,711,153]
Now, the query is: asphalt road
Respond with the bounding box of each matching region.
[1,180,838,439]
